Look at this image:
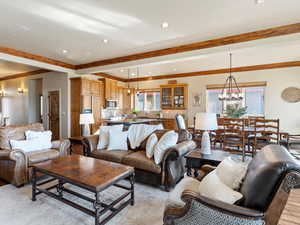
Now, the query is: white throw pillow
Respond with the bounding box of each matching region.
[199,170,243,204]
[215,156,249,190]
[25,130,52,149]
[97,125,123,150]
[146,133,158,159]
[10,139,49,153]
[107,130,128,151]
[154,131,178,164]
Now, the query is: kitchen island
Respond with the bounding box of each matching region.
[103,118,178,130]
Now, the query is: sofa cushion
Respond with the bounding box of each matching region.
[90,149,133,163]
[27,149,60,166]
[0,123,44,149]
[240,144,300,211]
[140,129,171,150]
[166,177,201,208]
[122,151,161,174]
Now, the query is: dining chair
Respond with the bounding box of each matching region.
[248,115,265,127]
[251,119,280,155]
[222,118,246,158]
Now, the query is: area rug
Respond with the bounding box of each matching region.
[0,181,168,225]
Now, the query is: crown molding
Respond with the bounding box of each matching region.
[0,69,50,81]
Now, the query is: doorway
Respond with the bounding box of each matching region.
[48,90,60,140]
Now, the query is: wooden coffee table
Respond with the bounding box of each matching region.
[32,155,135,225]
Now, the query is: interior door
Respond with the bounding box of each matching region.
[48,91,60,140]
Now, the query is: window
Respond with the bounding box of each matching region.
[135,91,160,111]
[207,86,265,116]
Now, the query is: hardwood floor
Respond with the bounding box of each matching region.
[279,189,300,225]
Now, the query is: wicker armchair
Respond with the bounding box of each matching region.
[164,145,300,225]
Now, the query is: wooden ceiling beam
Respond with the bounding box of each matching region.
[0,69,51,81]
[76,23,300,69]
[93,72,127,82]
[0,46,76,70]
[127,61,300,82]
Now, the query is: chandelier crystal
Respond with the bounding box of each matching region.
[218,53,243,102]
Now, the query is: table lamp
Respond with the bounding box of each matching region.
[80,113,95,136]
[195,112,218,154]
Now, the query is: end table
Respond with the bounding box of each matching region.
[69,136,88,156]
[185,149,232,177]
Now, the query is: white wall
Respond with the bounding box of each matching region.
[0,71,70,138]
[42,72,69,138]
[0,78,29,125]
[136,67,300,133]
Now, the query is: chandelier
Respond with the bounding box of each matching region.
[218,53,243,101]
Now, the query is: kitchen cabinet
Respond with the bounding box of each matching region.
[104,78,118,100]
[70,78,105,136]
[160,84,188,110]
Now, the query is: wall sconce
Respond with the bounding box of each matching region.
[0,90,5,97]
[18,88,24,94]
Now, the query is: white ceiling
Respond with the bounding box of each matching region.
[1,0,300,66]
[107,35,300,78]
[0,59,39,77]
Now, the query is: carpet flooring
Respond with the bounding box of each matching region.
[0,181,168,225]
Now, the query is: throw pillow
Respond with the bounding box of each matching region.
[146,133,158,159]
[199,170,243,204]
[25,130,52,149]
[154,130,178,164]
[107,130,128,151]
[215,156,249,190]
[97,125,123,150]
[10,139,48,153]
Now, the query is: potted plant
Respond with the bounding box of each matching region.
[224,104,247,118]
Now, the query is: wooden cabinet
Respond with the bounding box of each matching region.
[70,78,105,136]
[122,88,135,113]
[104,78,118,100]
[160,84,188,110]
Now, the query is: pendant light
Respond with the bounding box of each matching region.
[127,69,131,95]
[218,53,243,102]
[136,67,140,96]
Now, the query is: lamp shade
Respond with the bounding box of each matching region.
[195,112,218,131]
[79,113,94,125]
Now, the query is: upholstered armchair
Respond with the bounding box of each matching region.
[164,145,300,225]
[0,123,70,186]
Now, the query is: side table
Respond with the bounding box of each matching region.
[69,136,88,156]
[184,149,232,177]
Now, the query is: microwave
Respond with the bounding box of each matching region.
[106,100,118,108]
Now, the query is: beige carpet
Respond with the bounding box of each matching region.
[0,181,168,225]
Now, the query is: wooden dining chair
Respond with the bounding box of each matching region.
[251,119,280,155]
[248,115,265,127]
[222,118,246,157]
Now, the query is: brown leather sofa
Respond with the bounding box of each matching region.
[0,123,70,186]
[84,129,196,191]
[164,144,300,225]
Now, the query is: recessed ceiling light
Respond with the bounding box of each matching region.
[18,25,30,31]
[131,73,135,76]
[103,39,109,44]
[173,68,177,72]
[161,22,169,29]
[255,0,264,4]
[62,49,68,54]
[120,69,124,72]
